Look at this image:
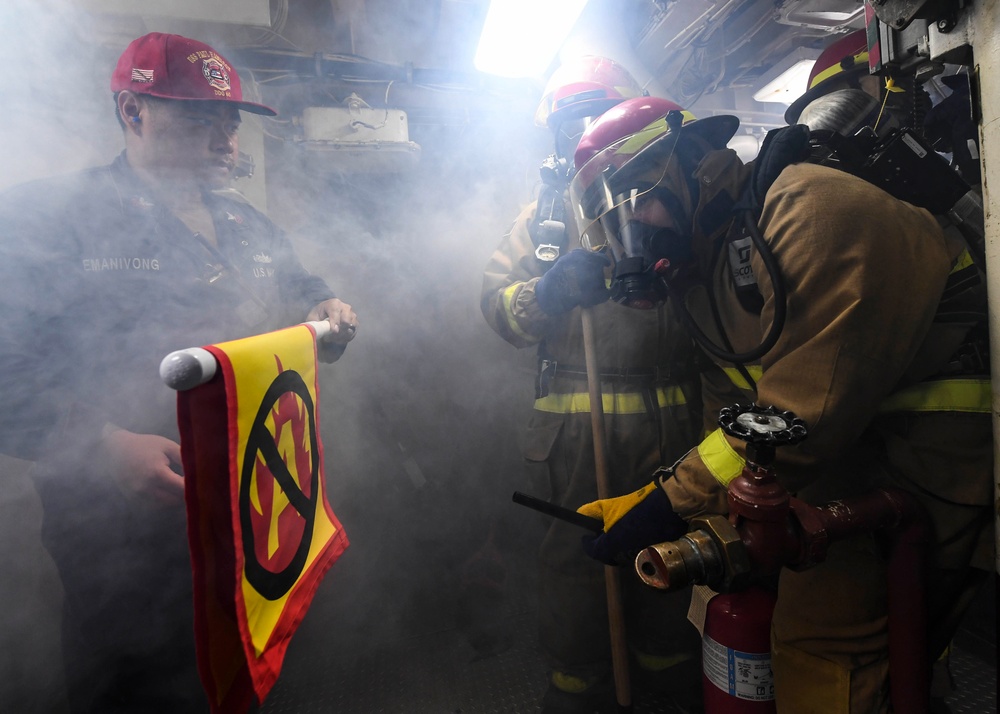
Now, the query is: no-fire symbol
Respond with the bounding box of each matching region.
[239,368,319,601]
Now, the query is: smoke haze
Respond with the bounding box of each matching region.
[0,0,555,709]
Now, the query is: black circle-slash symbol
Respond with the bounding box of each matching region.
[240,370,319,601]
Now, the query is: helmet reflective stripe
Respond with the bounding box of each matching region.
[615,111,698,159]
[804,30,870,91]
[573,97,694,176]
[808,49,869,90]
[785,30,871,124]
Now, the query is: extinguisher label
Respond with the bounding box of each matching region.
[703,634,775,701]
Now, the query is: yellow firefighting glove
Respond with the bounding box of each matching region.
[577,480,687,566]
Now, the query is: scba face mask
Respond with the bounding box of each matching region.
[606,218,693,308]
[585,181,695,310]
[618,171,699,301]
[609,219,665,309]
[574,161,698,309]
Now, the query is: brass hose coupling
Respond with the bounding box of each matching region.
[635,514,751,593]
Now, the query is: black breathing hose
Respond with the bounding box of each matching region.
[664,209,788,365]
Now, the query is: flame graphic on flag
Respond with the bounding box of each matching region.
[251,357,312,568]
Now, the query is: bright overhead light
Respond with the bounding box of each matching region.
[752,47,822,104]
[474,0,590,78]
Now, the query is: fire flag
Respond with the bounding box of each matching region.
[175,323,349,713]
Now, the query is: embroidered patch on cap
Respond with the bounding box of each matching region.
[131,68,154,83]
[202,58,231,92]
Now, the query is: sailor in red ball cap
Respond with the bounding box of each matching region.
[111,33,274,194]
[0,32,357,712]
[109,32,357,342]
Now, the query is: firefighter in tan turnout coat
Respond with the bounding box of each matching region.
[481,61,705,713]
[569,100,992,712]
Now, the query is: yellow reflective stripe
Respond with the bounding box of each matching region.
[534,385,687,414]
[878,378,991,414]
[697,428,746,487]
[633,650,694,672]
[951,248,974,273]
[501,282,534,342]
[617,121,668,158]
[614,112,699,159]
[722,365,763,390]
[551,671,597,694]
[809,51,869,89]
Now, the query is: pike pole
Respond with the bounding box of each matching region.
[580,306,632,712]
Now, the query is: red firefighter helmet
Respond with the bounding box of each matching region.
[534,55,645,130]
[570,97,738,222]
[573,97,697,171]
[568,96,738,263]
[785,29,870,124]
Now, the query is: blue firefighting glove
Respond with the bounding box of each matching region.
[534,249,610,315]
[577,481,688,566]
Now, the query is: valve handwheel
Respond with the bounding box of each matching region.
[718,403,807,465]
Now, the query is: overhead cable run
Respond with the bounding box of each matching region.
[233,48,509,95]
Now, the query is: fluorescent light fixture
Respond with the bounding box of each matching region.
[752,47,822,104]
[474,0,590,78]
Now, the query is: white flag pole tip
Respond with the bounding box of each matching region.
[305,320,333,339]
[160,348,218,391]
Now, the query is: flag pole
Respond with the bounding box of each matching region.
[160,321,334,391]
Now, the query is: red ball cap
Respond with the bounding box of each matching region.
[111,32,276,116]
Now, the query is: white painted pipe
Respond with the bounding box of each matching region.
[159,320,335,391]
[972,0,1000,575]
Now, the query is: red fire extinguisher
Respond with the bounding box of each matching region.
[702,585,777,713]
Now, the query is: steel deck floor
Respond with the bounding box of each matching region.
[261,608,996,714]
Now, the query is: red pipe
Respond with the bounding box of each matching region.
[728,466,931,713]
[808,490,930,714]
